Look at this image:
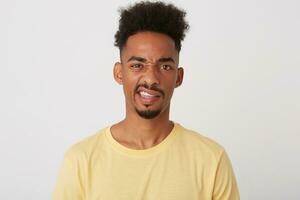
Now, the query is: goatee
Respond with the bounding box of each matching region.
[135,108,161,119]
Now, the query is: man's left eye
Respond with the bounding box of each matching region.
[161,65,172,70]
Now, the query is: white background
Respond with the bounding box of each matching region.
[1,0,299,199]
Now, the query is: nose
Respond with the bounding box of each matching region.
[143,65,160,86]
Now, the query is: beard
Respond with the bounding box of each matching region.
[135,107,161,119]
[133,83,164,119]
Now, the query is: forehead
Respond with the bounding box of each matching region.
[121,31,179,63]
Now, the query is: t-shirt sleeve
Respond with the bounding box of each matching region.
[52,149,85,200]
[212,150,240,200]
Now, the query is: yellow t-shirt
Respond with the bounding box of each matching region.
[52,123,239,200]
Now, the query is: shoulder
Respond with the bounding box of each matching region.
[63,127,107,161]
[175,123,225,162]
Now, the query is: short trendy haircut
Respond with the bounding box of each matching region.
[114,1,189,52]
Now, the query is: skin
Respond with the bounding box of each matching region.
[111,31,184,150]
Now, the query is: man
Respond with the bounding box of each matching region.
[53,1,240,200]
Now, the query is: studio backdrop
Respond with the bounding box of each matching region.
[0,0,299,199]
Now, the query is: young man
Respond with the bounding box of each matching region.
[53,2,240,200]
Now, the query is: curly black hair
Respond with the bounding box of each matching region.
[114,1,189,52]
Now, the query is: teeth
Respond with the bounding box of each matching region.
[140,91,155,97]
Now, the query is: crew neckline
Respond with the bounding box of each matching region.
[104,122,180,157]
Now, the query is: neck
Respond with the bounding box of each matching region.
[111,106,174,149]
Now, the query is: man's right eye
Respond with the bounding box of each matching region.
[131,64,143,69]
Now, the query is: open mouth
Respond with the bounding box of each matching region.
[136,88,161,104]
[139,91,160,98]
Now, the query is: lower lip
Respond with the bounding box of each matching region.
[137,93,160,104]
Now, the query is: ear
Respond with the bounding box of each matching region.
[113,62,123,85]
[175,67,184,88]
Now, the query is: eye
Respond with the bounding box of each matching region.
[161,64,172,71]
[130,63,143,70]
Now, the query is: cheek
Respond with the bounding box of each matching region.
[163,76,177,90]
[122,77,138,96]
[162,80,178,100]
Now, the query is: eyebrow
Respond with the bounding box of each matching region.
[127,56,175,63]
[158,57,175,63]
[127,56,146,63]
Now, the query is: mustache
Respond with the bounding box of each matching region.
[135,84,165,97]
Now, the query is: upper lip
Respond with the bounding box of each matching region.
[137,87,162,97]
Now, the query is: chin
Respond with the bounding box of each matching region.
[135,108,161,119]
